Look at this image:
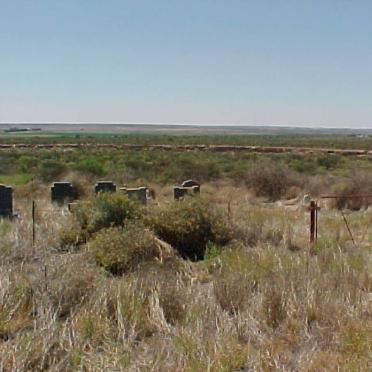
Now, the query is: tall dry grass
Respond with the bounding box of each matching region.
[0,188,371,371]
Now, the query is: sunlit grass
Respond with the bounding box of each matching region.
[0,174,32,186]
[0,186,370,370]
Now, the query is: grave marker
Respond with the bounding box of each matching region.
[182,179,200,188]
[51,182,76,204]
[120,187,148,204]
[0,184,13,218]
[95,181,116,194]
[173,185,200,200]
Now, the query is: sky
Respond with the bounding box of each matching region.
[0,0,371,127]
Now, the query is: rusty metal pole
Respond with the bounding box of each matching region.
[315,201,318,242]
[310,200,316,244]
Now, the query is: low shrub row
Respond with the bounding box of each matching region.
[60,193,233,274]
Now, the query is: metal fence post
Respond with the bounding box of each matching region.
[310,200,316,244]
[32,200,35,247]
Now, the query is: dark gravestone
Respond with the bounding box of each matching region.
[120,187,148,204]
[0,185,13,218]
[95,181,116,194]
[51,182,76,204]
[181,180,201,194]
[182,179,200,188]
[173,185,200,200]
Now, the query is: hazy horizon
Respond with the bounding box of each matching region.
[2,122,372,131]
[1,1,372,127]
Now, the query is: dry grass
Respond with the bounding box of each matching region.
[0,187,371,371]
[330,171,372,210]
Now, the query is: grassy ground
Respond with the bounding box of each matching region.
[0,183,371,371]
[0,139,371,370]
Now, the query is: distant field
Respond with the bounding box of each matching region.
[1,124,372,188]
[1,131,372,150]
[1,124,372,148]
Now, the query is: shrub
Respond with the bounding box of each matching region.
[291,158,318,174]
[89,224,160,275]
[18,156,38,173]
[144,197,232,260]
[77,157,105,176]
[38,160,66,182]
[245,162,301,201]
[331,172,372,210]
[316,154,341,169]
[58,222,88,250]
[72,192,141,235]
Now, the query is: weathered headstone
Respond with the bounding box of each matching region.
[0,184,13,218]
[51,182,76,204]
[95,181,117,194]
[181,180,201,194]
[182,179,200,188]
[173,185,200,200]
[120,187,148,204]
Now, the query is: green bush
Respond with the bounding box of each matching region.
[38,160,66,182]
[18,156,38,173]
[72,192,141,235]
[245,162,301,201]
[316,155,341,170]
[331,172,372,210]
[291,158,318,174]
[144,197,232,260]
[58,222,88,250]
[89,224,160,275]
[77,157,105,176]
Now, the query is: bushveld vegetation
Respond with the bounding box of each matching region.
[0,134,371,370]
[1,146,372,200]
[2,130,372,150]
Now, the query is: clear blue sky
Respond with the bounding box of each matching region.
[1,0,371,127]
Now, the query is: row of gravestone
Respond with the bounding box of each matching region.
[0,180,201,218]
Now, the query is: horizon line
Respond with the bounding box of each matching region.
[1,122,372,130]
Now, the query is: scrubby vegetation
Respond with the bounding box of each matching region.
[1,146,372,205]
[331,171,372,210]
[244,161,302,201]
[0,135,371,370]
[72,192,141,235]
[2,130,372,150]
[0,186,371,370]
[89,225,161,275]
[59,192,141,249]
[144,197,232,260]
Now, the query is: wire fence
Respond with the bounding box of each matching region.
[3,194,372,251]
[311,194,372,248]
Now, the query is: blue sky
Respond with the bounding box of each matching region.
[0,0,371,127]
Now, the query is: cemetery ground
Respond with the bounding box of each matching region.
[0,135,371,371]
